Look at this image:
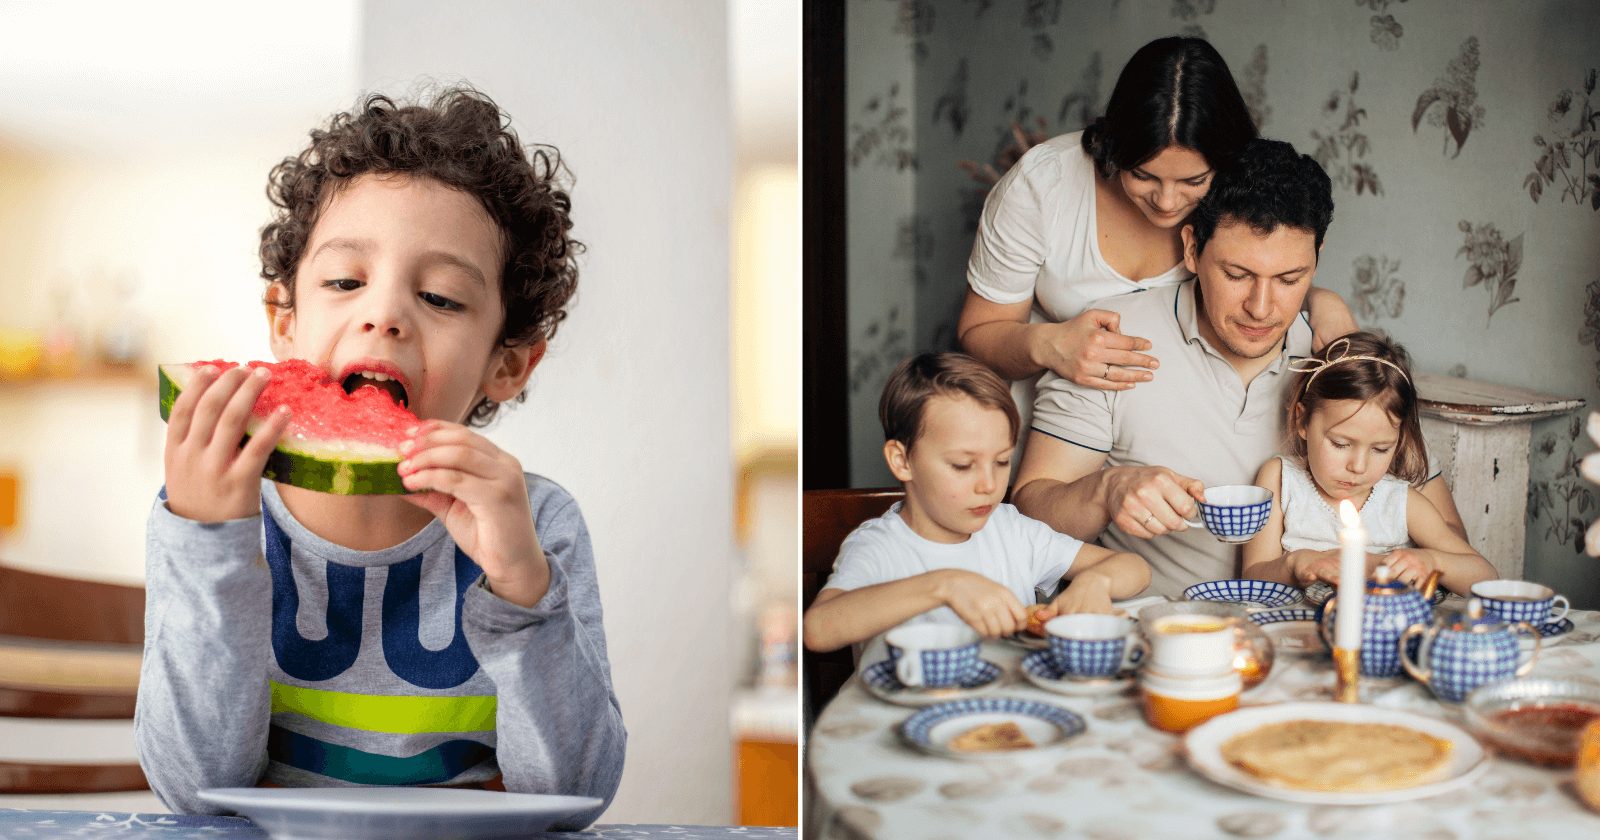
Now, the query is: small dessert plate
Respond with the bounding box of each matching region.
[899,696,1086,759]
[861,658,1003,706]
[1248,607,1322,655]
[1019,650,1135,696]
[1000,632,1050,652]
[1534,617,1575,640]
[1184,579,1301,610]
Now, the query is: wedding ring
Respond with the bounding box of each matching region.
[1143,514,1158,527]
[1104,362,1113,379]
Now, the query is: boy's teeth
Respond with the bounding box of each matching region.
[360,371,391,382]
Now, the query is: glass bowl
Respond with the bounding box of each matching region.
[1462,678,1600,767]
[1136,600,1274,689]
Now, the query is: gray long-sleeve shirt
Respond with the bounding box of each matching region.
[134,474,626,829]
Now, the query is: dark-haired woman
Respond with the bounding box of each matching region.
[959,37,1356,398]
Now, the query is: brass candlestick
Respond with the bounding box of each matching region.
[1333,647,1360,703]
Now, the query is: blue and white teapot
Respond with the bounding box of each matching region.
[1400,597,1540,702]
[1318,566,1440,679]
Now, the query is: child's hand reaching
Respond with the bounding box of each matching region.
[1382,548,1441,589]
[934,570,1028,638]
[1046,573,1116,616]
[1289,549,1385,587]
[163,365,290,523]
[399,420,548,608]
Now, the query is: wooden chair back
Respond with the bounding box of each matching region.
[801,487,903,725]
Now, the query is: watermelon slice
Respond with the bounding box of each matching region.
[157,359,418,495]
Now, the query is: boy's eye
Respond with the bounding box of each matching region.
[1329,440,1349,449]
[951,463,973,471]
[323,278,362,292]
[420,291,463,311]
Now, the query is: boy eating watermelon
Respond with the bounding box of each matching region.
[136,87,624,828]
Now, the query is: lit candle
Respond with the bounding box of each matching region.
[1335,499,1366,651]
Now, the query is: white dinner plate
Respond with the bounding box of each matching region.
[197,787,602,840]
[1183,702,1489,805]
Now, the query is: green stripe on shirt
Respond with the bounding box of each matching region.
[270,680,497,734]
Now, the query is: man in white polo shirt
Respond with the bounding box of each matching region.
[1012,138,1463,598]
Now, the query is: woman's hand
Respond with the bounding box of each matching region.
[1031,309,1159,391]
[163,365,290,523]
[399,420,548,607]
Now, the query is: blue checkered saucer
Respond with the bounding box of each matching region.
[1248,608,1323,655]
[1184,579,1302,610]
[1019,650,1136,696]
[899,696,1086,759]
[861,658,1003,707]
[1304,580,1447,607]
[1535,617,1574,639]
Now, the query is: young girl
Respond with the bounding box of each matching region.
[1241,332,1495,594]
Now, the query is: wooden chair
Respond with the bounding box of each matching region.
[0,564,147,793]
[801,487,903,728]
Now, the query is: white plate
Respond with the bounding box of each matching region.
[197,787,602,839]
[899,697,1086,759]
[1183,702,1489,805]
[1000,632,1050,651]
[1019,650,1136,696]
[1248,608,1323,655]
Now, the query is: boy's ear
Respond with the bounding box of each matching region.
[265,283,294,361]
[482,338,545,402]
[884,439,914,483]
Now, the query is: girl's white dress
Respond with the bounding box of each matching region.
[1277,456,1412,553]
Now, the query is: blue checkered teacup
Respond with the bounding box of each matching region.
[1470,580,1570,625]
[884,624,981,688]
[1182,485,1274,544]
[1044,614,1148,679]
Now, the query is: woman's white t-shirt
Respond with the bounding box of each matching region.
[966,130,1193,446]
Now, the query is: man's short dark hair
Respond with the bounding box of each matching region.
[1186,138,1333,257]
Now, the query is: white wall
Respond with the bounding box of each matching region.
[360,0,734,824]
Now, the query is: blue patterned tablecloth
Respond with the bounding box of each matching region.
[0,811,796,840]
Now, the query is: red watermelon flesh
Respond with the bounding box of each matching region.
[188,359,418,447]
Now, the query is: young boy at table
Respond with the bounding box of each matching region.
[803,353,1151,653]
[135,88,623,828]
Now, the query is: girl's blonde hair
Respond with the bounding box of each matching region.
[1286,331,1429,485]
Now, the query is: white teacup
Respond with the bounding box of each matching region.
[1146,613,1237,676]
[1470,580,1569,625]
[884,624,981,688]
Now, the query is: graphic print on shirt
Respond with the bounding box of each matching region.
[263,508,482,687]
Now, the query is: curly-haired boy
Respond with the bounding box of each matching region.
[135,87,624,828]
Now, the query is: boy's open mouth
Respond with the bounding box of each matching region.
[342,371,410,409]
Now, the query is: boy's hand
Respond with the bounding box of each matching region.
[1047,573,1116,616]
[398,420,548,608]
[932,569,1027,638]
[1382,548,1441,589]
[164,365,289,523]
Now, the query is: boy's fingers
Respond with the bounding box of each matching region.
[399,490,454,519]
[166,366,219,444]
[400,444,502,483]
[211,368,271,456]
[236,406,290,471]
[188,367,250,448]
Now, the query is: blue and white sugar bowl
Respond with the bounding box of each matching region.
[1400,597,1541,702]
[1318,566,1440,679]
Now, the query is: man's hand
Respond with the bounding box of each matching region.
[933,570,1028,639]
[164,365,290,523]
[1101,466,1206,539]
[1029,309,1158,391]
[399,420,548,608]
[1046,572,1116,616]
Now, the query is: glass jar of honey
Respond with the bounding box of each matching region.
[1140,669,1241,733]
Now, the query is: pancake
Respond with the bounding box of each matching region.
[949,721,1035,752]
[1219,719,1453,792]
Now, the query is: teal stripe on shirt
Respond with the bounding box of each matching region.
[267,725,493,785]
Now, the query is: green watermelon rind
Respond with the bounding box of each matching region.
[157,364,409,496]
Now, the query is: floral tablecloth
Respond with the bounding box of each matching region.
[805,607,1600,839]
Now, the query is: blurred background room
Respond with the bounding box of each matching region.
[803,0,1600,623]
[0,0,798,826]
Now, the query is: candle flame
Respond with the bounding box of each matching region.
[1338,499,1360,528]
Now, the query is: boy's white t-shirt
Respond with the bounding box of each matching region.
[821,502,1086,628]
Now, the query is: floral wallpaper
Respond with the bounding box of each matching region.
[840,0,1600,606]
